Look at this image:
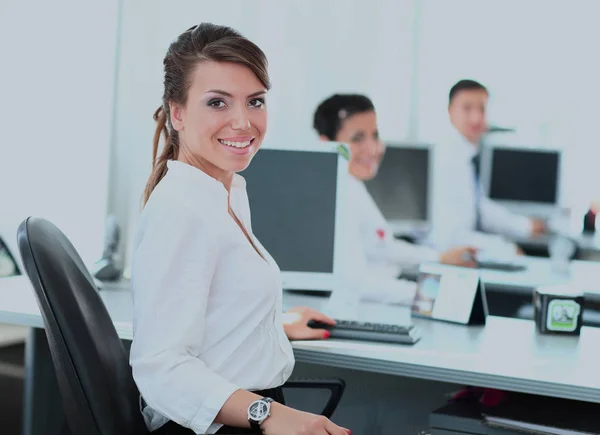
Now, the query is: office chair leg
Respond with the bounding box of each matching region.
[22,328,70,435]
[283,378,346,418]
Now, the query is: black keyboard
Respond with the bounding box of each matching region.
[476,261,526,272]
[308,319,421,345]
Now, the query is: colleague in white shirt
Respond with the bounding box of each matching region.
[427,80,546,253]
[313,94,477,280]
[130,23,351,435]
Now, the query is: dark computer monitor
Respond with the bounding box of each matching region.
[482,146,561,217]
[240,144,351,291]
[364,144,431,232]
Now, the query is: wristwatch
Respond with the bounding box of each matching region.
[247,397,274,432]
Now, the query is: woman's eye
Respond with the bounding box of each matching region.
[248,98,265,108]
[208,99,226,109]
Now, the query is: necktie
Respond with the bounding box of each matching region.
[471,153,481,180]
[471,153,482,231]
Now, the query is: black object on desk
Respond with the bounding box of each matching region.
[475,261,526,272]
[286,289,332,298]
[92,214,123,282]
[308,319,421,344]
[583,208,596,234]
[534,286,584,335]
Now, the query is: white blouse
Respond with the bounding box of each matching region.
[130,160,295,435]
[347,175,439,279]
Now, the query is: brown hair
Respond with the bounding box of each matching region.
[142,23,271,205]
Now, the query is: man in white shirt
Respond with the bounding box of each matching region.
[427,79,546,253]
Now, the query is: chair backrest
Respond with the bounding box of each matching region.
[17,217,148,435]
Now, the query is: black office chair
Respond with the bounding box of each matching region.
[17,217,345,435]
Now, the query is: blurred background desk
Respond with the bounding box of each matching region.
[514,232,600,261]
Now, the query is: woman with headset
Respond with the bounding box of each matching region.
[130,24,350,435]
[313,94,477,279]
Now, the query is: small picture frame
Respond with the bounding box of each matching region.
[413,263,488,325]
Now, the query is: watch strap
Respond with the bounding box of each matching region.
[249,419,261,432]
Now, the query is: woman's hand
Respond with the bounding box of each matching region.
[262,402,351,435]
[530,218,547,237]
[439,246,478,268]
[283,306,335,340]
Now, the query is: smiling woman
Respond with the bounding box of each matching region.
[169,62,267,183]
[142,25,271,203]
[130,23,349,435]
[313,94,477,280]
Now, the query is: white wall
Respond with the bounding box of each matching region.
[415,0,600,210]
[416,0,600,143]
[111,0,419,265]
[0,0,119,266]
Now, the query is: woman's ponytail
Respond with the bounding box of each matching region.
[142,106,178,206]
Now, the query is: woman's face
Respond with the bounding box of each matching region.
[169,61,268,186]
[334,110,385,181]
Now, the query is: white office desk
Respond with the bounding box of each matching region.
[285,291,600,405]
[294,317,600,403]
[514,232,600,259]
[2,275,600,408]
[480,257,600,300]
[400,257,600,301]
[0,276,133,331]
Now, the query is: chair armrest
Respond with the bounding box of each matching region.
[283,378,346,418]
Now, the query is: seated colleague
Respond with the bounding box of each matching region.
[427,79,546,252]
[313,94,477,279]
[131,23,351,435]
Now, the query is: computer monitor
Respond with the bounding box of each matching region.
[240,143,351,292]
[364,143,431,233]
[481,146,562,218]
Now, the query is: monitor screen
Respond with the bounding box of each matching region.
[489,148,559,204]
[364,146,429,221]
[241,149,338,274]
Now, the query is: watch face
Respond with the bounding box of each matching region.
[248,400,270,421]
